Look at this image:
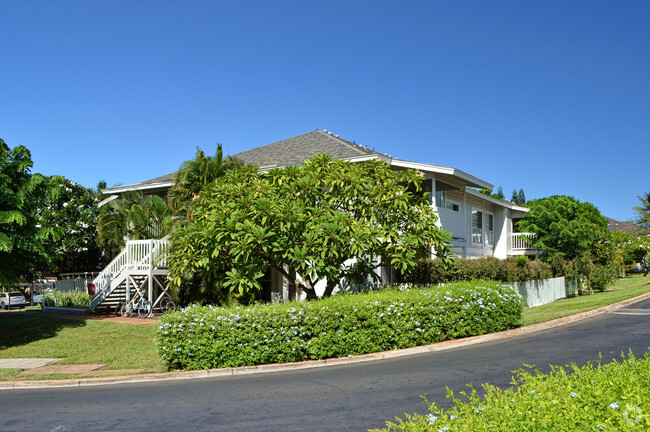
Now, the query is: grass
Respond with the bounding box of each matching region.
[0,313,166,380]
[0,274,648,381]
[520,273,650,327]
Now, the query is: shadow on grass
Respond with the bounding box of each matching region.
[0,310,86,350]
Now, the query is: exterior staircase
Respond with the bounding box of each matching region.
[89,237,171,312]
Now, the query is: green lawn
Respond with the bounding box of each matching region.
[0,313,166,380]
[520,273,650,326]
[1,274,649,381]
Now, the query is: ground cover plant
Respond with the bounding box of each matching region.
[156,281,523,370]
[373,352,650,431]
[43,289,89,308]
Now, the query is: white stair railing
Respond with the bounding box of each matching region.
[89,237,171,310]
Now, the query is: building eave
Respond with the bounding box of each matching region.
[390,159,493,190]
[465,188,530,211]
[102,181,173,195]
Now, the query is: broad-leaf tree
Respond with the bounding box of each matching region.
[610,231,650,270]
[0,139,49,285]
[35,175,103,275]
[518,195,608,262]
[169,154,451,302]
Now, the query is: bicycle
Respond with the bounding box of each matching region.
[118,290,152,318]
[158,295,176,313]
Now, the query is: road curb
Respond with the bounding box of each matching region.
[2,290,650,390]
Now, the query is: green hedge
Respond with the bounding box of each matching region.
[156,281,523,370]
[399,256,552,285]
[374,352,650,431]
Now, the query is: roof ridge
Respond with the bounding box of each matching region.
[315,128,378,155]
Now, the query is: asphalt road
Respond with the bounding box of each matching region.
[1,298,649,432]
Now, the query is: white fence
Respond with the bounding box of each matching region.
[56,275,98,293]
[511,276,578,308]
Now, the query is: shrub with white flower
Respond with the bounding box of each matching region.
[156,281,523,370]
[373,352,650,432]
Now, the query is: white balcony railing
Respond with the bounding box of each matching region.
[512,232,536,250]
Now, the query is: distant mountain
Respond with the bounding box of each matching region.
[606,217,643,234]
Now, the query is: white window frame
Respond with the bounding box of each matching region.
[471,209,483,244]
[485,212,494,245]
[435,192,461,212]
[445,198,460,212]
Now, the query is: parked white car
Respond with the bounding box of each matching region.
[32,288,54,304]
[0,291,27,309]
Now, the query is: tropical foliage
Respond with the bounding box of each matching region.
[42,289,90,308]
[0,139,49,285]
[97,192,173,259]
[34,175,103,274]
[518,195,608,262]
[167,144,242,220]
[374,352,650,432]
[399,256,552,285]
[611,231,650,274]
[168,154,451,303]
[634,192,650,232]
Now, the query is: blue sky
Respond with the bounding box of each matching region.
[2,1,648,222]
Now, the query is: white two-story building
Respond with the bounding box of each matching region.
[96,129,534,305]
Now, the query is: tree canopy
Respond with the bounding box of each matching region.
[167,144,242,219]
[168,154,451,302]
[34,175,103,274]
[0,139,49,285]
[97,192,173,259]
[517,195,608,261]
[511,188,527,205]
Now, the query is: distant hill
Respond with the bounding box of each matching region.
[606,217,643,234]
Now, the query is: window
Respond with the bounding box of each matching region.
[485,213,494,245]
[435,191,460,212]
[434,191,443,207]
[471,209,483,244]
[445,200,460,212]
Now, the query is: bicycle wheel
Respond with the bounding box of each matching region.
[120,300,134,317]
[137,298,152,318]
[160,296,176,313]
[115,302,123,316]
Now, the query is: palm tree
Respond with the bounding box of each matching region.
[128,195,173,239]
[167,144,243,219]
[97,192,173,259]
[634,192,650,231]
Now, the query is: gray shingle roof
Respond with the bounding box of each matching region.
[140,172,175,185]
[126,130,381,189]
[232,129,381,167]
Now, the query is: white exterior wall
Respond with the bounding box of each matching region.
[434,189,519,260]
[493,207,509,259]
